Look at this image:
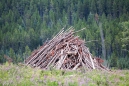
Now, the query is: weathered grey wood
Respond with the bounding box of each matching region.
[73,63,80,70]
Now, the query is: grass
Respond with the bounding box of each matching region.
[0,62,129,86]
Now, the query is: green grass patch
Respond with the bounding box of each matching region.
[0,64,129,86]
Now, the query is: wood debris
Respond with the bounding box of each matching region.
[25,27,109,71]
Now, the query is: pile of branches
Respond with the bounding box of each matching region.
[25,27,109,71]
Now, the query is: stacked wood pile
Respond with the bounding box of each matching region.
[25,27,109,71]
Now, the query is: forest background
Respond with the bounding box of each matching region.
[0,0,129,69]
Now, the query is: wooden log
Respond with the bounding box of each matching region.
[73,63,80,70]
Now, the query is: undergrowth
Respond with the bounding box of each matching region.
[0,63,129,86]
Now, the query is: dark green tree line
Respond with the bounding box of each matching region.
[0,0,129,68]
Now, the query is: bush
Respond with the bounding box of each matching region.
[109,53,118,68]
[117,57,129,69]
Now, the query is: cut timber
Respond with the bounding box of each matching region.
[88,50,95,69]
[56,49,65,69]
[73,63,80,70]
[25,27,109,71]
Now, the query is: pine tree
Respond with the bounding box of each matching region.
[23,45,31,63]
[121,21,129,53]
[90,0,97,13]
[112,0,118,18]
[97,0,104,15]
[9,48,16,63]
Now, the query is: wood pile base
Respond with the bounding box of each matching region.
[25,27,109,71]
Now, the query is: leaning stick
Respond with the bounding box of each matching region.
[87,49,95,69]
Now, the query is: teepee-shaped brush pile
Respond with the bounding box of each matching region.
[25,27,109,71]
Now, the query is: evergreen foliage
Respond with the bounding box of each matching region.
[0,0,129,69]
